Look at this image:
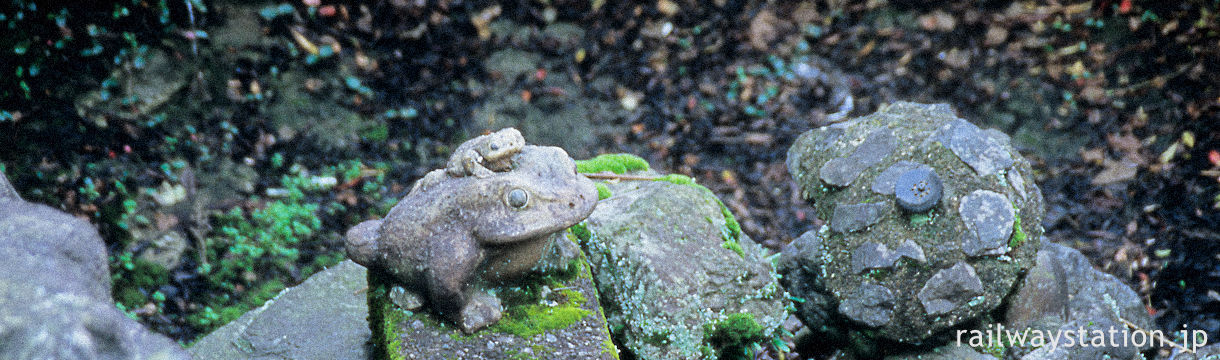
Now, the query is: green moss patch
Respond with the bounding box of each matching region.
[1009,210,1027,248]
[569,222,592,244]
[489,255,592,338]
[576,154,650,174]
[703,313,769,360]
[492,287,592,338]
[595,182,612,200]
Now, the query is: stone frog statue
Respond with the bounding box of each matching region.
[345,141,598,333]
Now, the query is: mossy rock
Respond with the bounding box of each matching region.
[0,182,189,359]
[367,236,619,360]
[780,102,1044,344]
[579,177,787,360]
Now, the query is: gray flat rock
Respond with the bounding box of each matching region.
[819,128,897,186]
[838,283,896,327]
[1008,169,1028,200]
[583,180,787,359]
[893,240,927,263]
[917,262,984,316]
[1005,241,1155,360]
[935,119,1015,176]
[851,242,897,274]
[850,240,927,274]
[190,260,372,360]
[830,201,890,233]
[959,190,1015,256]
[872,161,932,195]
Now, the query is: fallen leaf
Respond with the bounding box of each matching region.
[1080,147,1106,164]
[1092,158,1140,185]
[1107,132,1142,154]
[1159,142,1179,164]
[155,212,179,231]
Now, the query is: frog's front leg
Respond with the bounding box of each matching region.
[425,234,499,333]
[446,149,484,177]
[469,165,495,178]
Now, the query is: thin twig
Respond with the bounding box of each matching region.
[581,173,658,181]
[1118,316,1194,354]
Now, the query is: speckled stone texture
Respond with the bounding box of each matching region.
[781,102,1044,344]
[580,180,787,360]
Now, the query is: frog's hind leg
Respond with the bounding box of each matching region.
[344,219,382,268]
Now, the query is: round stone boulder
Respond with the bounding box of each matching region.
[780,102,1044,343]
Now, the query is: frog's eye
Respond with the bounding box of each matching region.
[507,188,529,209]
[490,142,501,151]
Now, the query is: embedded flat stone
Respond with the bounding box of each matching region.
[917,262,984,316]
[871,161,931,195]
[851,242,897,274]
[830,202,890,233]
[936,119,1014,176]
[854,129,898,165]
[1007,169,1027,200]
[893,239,927,263]
[959,190,1015,256]
[819,129,897,186]
[838,283,895,327]
[850,240,927,274]
[814,126,845,151]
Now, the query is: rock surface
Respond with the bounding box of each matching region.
[579,180,787,359]
[368,239,619,360]
[1003,241,1155,360]
[782,102,1044,343]
[884,345,998,360]
[0,170,19,201]
[190,260,371,360]
[0,171,188,359]
[1167,343,1220,360]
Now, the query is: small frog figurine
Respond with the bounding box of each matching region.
[447,127,525,178]
[412,128,525,194]
[346,144,598,333]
